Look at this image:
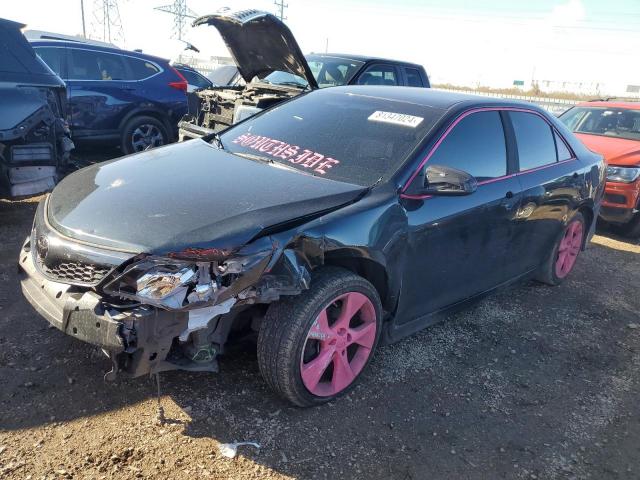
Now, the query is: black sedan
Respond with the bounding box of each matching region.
[19,87,605,407]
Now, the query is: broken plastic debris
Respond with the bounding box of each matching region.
[218,441,260,458]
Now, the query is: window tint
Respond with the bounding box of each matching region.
[405,68,423,87]
[554,131,573,161]
[357,64,399,86]
[126,56,160,80]
[427,111,507,181]
[34,47,65,77]
[220,89,441,186]
[510,112,557,171]
[68,48,127,80]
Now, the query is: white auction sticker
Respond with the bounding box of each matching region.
[368,111,424,128]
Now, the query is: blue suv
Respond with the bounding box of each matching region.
[30,39,188,154]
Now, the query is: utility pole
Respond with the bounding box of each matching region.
[80,0,86,38]
[274,0,288,21]
[154,0,198,41]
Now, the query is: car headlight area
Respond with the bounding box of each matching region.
[606,166,640,183]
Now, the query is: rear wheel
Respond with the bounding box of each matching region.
[121,116,168,155]
[257,268,382,407]
[535,212,585,286]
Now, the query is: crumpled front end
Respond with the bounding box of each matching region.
[0,86,74,197]
[19,197,312,379]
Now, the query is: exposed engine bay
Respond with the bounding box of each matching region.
[178,9,317,140]
[180,82,303,139]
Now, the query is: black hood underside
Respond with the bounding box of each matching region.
[193,9,318,89]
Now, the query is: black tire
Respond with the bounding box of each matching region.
[610,213,640,238]
[120,116,169,155]
[257,267,383,407]
[535,211,586,286]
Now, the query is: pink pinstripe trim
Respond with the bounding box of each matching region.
[401,106,577,197]
[400,158,578,200]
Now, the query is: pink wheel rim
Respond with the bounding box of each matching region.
[555,219,583,278]
[300,292,377,397]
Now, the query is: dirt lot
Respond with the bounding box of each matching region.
[1,196,639,480]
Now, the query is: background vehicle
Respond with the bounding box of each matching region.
[172,63,214,92]
[304,53,430,88]
[560,101,640,236]
[179,9,430,140]
[207,64,242,86]
[0,18,73,197]
[20,87,604,407]
[30,39,188,154]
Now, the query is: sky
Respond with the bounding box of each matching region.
[4,0,640,92]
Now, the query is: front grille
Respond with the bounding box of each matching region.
[40,261,111,284]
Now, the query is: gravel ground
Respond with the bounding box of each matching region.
[1,195,639,480]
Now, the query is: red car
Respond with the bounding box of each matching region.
[560,101,640,236]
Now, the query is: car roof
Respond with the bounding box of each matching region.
[576,101,640,110]
[29,39,170,64]
[320,85,546,112]
[307,52,424,69]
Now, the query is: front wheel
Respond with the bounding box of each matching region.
[535,212,585,286]
[257,268,382,407]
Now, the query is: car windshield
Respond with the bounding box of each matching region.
[261,56,365,89]
[307,56,364,87]
[218,89,441,186]
[261,70,308,87]
[560,107,640,141]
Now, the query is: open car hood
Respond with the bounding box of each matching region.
[193,9,318,89]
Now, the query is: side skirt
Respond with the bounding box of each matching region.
[381,267,538,345]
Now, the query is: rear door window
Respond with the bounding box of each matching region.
[554,131,573,161]
[34,47,65,77]
[125,56,161,80]
[68,48,127,80]
[510,111,557,171]
[405,68,424,87]
[357,64,399,86]
[427,111,507,181]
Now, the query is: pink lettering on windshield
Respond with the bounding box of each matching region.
[232,133,340,175]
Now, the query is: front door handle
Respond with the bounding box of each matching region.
[501,191,519,212]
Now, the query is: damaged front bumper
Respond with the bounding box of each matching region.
[19,245,191,377]
[18,225,312,379]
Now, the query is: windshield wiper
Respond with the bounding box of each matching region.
[206,132,226,151]
[233,152,273,164]
[276,81,308,88]
[233,152,320,177]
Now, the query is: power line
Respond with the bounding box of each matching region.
[154,0,198,41]
[90,0,124,45]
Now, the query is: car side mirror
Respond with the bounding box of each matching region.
[422,164,477,196]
